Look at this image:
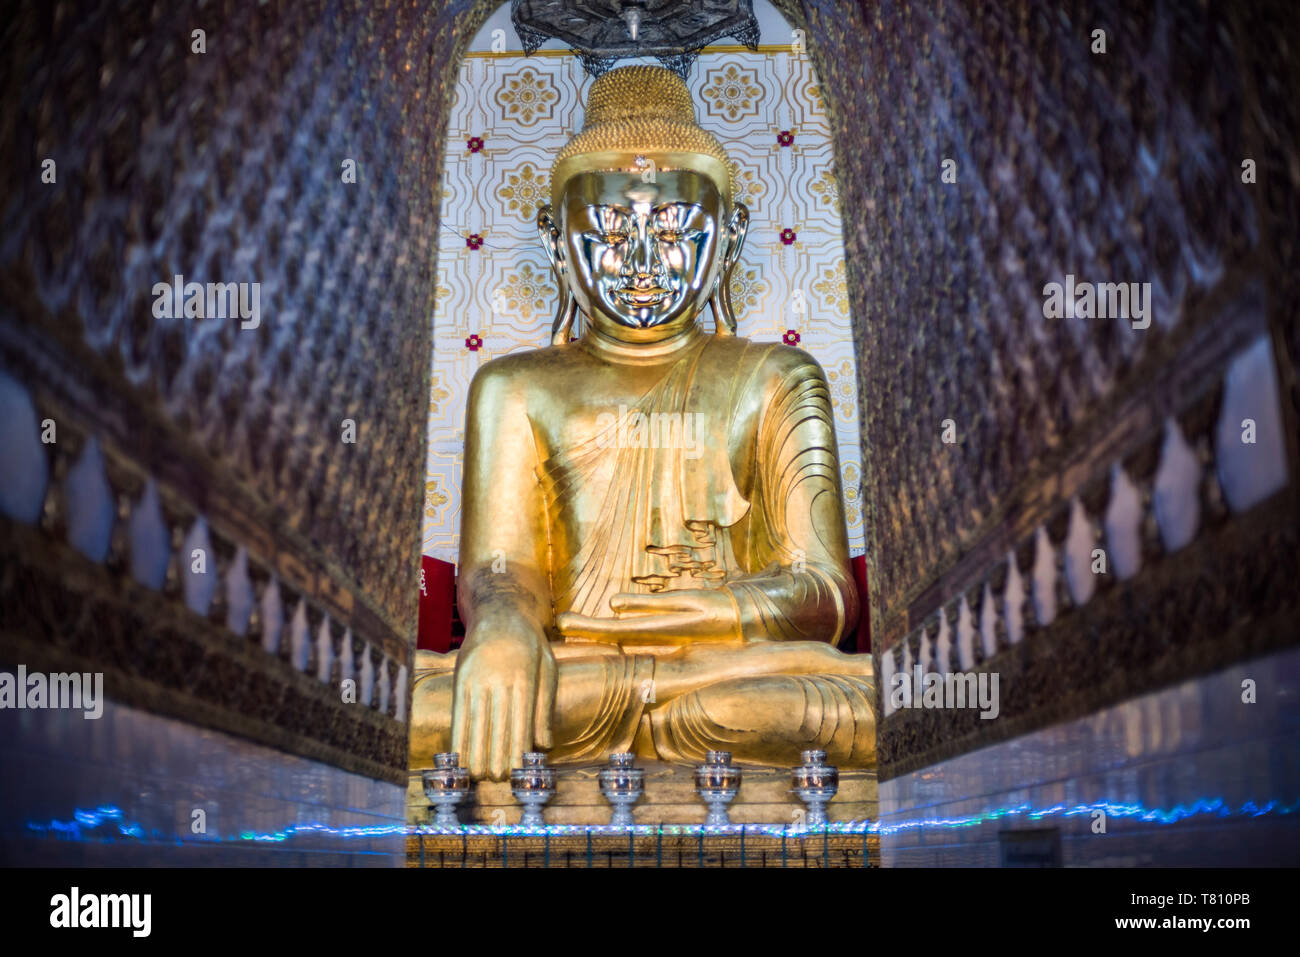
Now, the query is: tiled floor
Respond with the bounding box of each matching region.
[879,646,1300,866]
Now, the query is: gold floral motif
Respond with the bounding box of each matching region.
[499,162,549,220]
[702,64,762,121]
[728,266,766,316]
[826,359,857,420]
[810,167,841,215]
[496,67,559,125]
[842,463,861,528]
[726,158,768,207]
[428,379,452,420]
[495,261,553,321]
[813,260,850,317]
[425,479,448,519]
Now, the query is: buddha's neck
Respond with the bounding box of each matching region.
[579,318,707,366]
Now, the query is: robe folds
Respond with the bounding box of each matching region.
[411,333,876,768]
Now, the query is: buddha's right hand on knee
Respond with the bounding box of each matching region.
[451,616,557,781]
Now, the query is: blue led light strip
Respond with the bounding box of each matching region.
[21,796,1300,845]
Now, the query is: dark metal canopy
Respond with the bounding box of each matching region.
[511,0,761,78]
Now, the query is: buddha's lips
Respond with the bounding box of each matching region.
[614,286,670,306]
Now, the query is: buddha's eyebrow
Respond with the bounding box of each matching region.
[650,202,705,221]
[587,202,701,226]
[592,201,698,213]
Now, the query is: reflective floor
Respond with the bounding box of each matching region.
[0,694,406,866]
[879,646,1300,866]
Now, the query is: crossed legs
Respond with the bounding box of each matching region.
[409,641,876,772]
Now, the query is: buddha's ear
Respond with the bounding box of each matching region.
[722,201,750,274]
[538,204,578,345]
[709,201,750,336]
[537,205,566,278]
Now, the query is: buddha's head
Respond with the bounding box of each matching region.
[539,66,750,345]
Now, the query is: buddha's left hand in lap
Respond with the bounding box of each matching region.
[555,588,743,645]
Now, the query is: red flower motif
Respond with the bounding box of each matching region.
[777,130,794,147]
[780,228,797,245]
[466,234,484,250]
[467,136,484,153]
[465,334,483,351]
[783,330,801,346]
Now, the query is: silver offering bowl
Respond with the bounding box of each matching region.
[422,752,470,828]
[598,752,644,828]
[510,752,556,827]
[792,749,839,828]
[695,750,742,827]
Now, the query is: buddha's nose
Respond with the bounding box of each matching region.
[625,221,664,282]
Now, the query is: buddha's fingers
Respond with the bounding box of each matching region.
[451,678,473,765]
[534,654,556,749]
[468,687,490,780]
[609,592,701,615]
[506,684,529,778]
[555,610,703,640]
[489,690,511,781]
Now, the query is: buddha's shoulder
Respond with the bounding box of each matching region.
[467,344,576,395]
[705,336,830,381]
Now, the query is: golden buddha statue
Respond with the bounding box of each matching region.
[411,65,875,781]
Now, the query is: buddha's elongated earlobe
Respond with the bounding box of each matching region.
[551,296,577,346]
[537,204,578,345]
[710,201,750,336]
[708,287,734,335]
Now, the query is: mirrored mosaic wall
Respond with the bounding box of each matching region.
[0,0,477,784]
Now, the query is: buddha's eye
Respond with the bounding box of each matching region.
[585,230,628,245]
[655,229,685,243]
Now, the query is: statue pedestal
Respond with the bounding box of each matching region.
[407,760,876,826]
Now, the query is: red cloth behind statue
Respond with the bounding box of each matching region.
[851,554,871,653]
[417,555,456,652]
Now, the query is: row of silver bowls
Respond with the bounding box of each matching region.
[423,748,840,828]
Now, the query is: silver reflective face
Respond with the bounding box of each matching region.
[560,170,726,331]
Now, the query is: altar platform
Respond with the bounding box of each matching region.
[404,760,877,867]
[404,827,879,868]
